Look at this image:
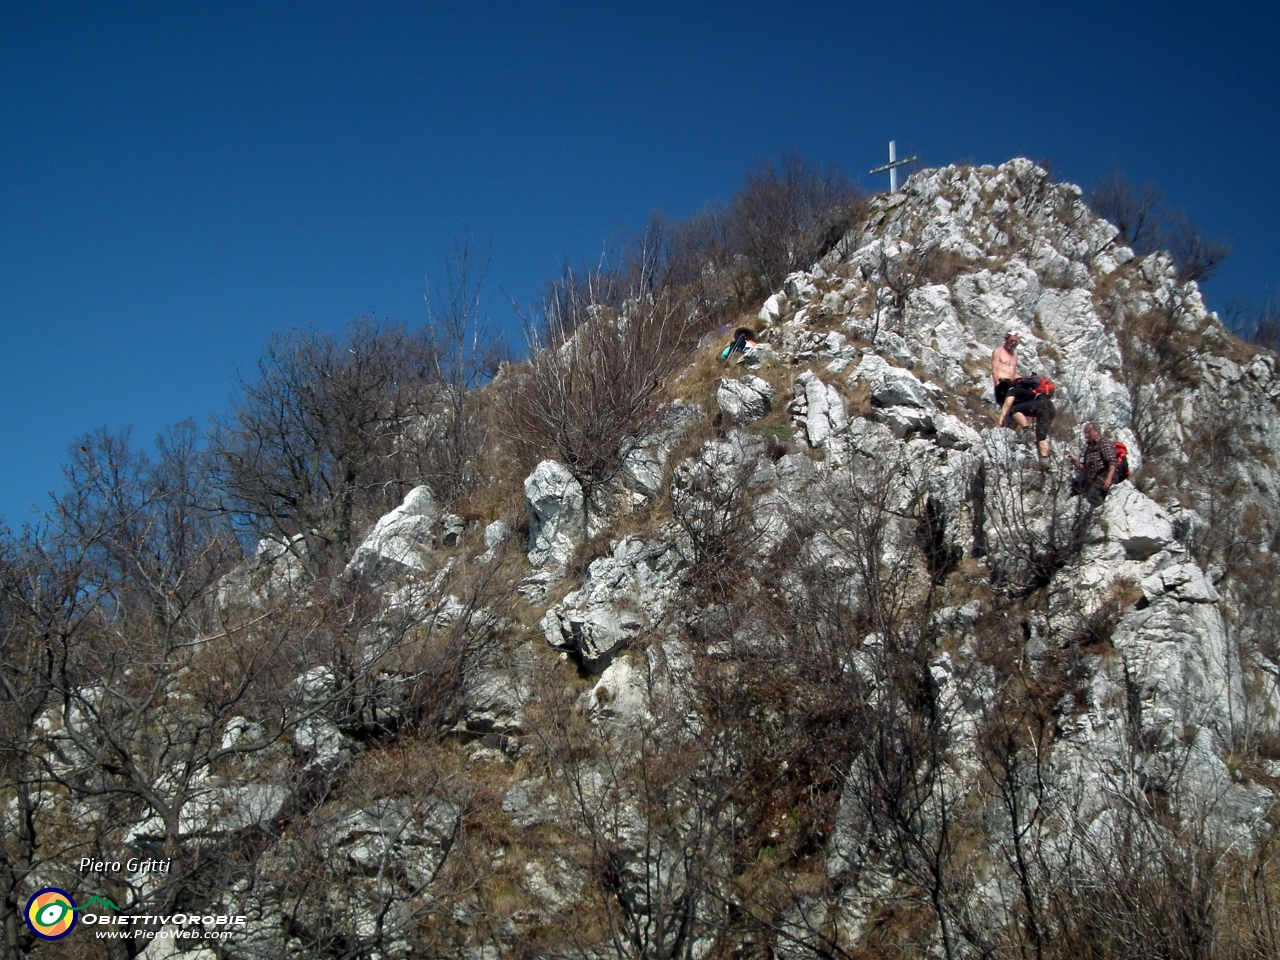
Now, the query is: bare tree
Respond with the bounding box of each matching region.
[1090,168,1165,256]
[213,318,440,574]
[1223,292,1280,352]
[0,427,503,959]
[726,149,864,299]
[502,277,700,512]
[1163,210,1230,284]
[421,231,508,505]
[1089,168,1229,283]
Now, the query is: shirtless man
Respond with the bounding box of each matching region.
[991,330,1027,429]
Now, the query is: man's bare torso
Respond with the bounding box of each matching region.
[992,346,1018,382]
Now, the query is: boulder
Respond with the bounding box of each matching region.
[1100,483,1175,560]
[525,460,586,568]
[933,412,981,450]
[758,293,783,324]
[326,796,460,886]
[737,342,775,369]
[875,404,935,438]
[346,486,439,579]
[717,375,776,424]
[784,271,819,303]
[539,537,686,672]
[583,654,649,724]
[453,652,531,748]
[1111,596,1239,753]
[483,520,511,550]
[851,354,932,409]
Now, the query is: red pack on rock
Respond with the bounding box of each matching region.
[1114,441,1130,482]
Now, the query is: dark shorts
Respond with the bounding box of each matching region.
[994,379,1013,405]
[1008,395,1055,442]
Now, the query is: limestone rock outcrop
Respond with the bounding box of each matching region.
[347,485,440,579]
[524,459,586,568]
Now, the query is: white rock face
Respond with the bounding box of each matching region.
[903,283,968,361]
[1141,561,1221,604]
[717,375,776,424]
[346,485,439,579]
[583,654,649,724]
[1035,288,1122,370]
[539,536,687,672]
[525,460,586,568]
[952,263,1041,346]
[791,370,849,462]
[1101,483,1175,560]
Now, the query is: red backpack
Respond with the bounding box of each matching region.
[1015,375,1056,398]
[1113,441,1130,482]
[1030,376,1056,398]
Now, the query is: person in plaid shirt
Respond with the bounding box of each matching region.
[1068,422,1118,505]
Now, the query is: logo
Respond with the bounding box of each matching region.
[25,888,77,940]
[25,889,119,940]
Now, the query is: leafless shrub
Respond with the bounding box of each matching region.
[1224,292,1280,353]
[502,276,701,510]
[1100,289,1207,496]
[1175,402,1259,574]
[871,239,944,342]
[1163,210,1231,284]
[1090,168,1166,257]
[972,668,1059,960]
[1089,168,1229,283]
[1222,833,1280,960]
[980,454,1094,597]
[726,149,864,300]
[522,645,745,960]
[256,743,472,960]
[671,446,762,604]
[608,207,735,324]
[1047,798,1225,960]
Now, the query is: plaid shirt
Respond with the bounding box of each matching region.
[1081,437,1117,480]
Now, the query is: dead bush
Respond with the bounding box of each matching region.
[1089,168,1229,283]
[212,318,442,574]
[502,277,701,512]
[725,149,865,300]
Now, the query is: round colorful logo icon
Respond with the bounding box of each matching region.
[25,888,77,940]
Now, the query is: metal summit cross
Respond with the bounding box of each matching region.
[870,140,917,192]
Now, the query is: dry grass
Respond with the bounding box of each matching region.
[834,376,875,421]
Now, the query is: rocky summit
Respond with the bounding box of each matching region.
[8,159,1280,959]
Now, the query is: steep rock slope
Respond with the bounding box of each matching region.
[494,159,1280,956]
[26,160,1278,960]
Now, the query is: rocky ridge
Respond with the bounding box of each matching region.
[21,159,1280,959]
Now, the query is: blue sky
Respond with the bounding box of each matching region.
[1,1,1277,525]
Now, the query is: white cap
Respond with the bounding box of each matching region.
[1005,328,1019,338]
